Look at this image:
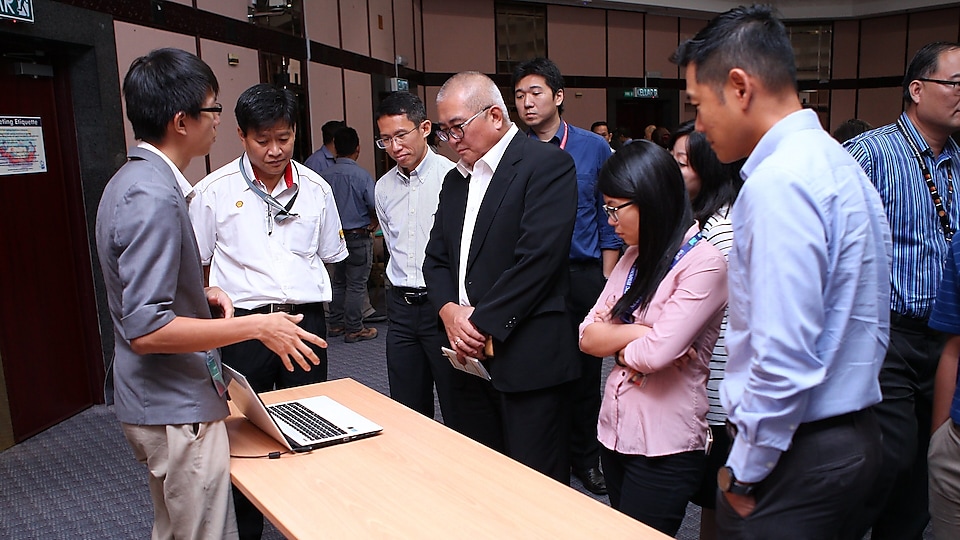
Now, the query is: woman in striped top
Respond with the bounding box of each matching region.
[669,120,743,540]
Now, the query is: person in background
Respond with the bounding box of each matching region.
[95,48,324,540]
[189,83,347,539]
[513,57,620,495]
[832,118,872,143]
[303,119,344,175]
[579,140,728,536]
[669,120,743,540]
[643,124,657,141]
[325,127,379,344]
[652,126,671,149]
[373,91,463,427]
[844,41,960,539]
[674,5,890,538]
[611,127,632,152]
[591,121,613,147]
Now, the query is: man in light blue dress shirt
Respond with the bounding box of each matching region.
[674,6,891,538]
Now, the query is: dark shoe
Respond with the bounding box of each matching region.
[573,467,607,495]
[363,310,387,323]
[344,327,378,343]
[328,325,345,337]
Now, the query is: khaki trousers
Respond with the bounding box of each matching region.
[929,419,960,539]
[122,421,238,540]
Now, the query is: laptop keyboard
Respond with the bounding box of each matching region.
[269,402,347,441]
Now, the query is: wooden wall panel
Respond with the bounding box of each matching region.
[608,11,645,78]
[547,5,605,77]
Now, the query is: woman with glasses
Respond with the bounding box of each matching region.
[669,120,743,540]
[579,140,728,536]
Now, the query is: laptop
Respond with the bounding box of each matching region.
[223,364,382,452]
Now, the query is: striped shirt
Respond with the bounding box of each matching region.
[845,112,960,319]
[702,206,734,425]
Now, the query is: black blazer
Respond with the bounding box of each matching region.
[424,130,581,392]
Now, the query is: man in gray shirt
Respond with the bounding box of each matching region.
[95,48,324,539]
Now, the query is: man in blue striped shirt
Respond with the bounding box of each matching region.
[845,41,960,540]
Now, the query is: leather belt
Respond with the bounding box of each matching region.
[726,409,867,440]
[238,303,322,315]
[394,287,429,305]
[890,311,932,333]
[342,227,371,237]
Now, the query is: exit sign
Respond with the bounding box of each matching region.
[634,87,659,99]
[0,0,33,23]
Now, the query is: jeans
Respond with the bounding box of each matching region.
[330,235,373,333]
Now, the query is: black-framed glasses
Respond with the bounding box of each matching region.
[437,105,493,142]
[199,103,223,114]
[376,122,424,149]
[917,78,960,92]
[602,201,635,222]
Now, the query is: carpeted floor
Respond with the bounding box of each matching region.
[0,318,699,539]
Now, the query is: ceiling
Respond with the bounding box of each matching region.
[518,0,960,20]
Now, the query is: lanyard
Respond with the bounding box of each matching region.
[528,120,569,150]
[620,232,703,323]
[238,154,299,235]
[896,117,954,241]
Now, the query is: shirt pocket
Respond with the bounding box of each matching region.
[283,215,321,256]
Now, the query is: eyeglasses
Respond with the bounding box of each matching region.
[437,105,493,142]
[917,78,960,92]
[199,103,223,114]
[602,201,635,222]
[376,122,423,149]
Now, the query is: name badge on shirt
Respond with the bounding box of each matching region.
[206,351,227,397]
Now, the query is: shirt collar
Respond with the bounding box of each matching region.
[741,109,820,181]
[137,141,193,198]
[456,123,519,178]
[241,154,297,192]
[396,149,432,184]
[526,119,566,147]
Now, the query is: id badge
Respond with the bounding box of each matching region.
[205,351,227,397]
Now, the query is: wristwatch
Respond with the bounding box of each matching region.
[718,466,755,496]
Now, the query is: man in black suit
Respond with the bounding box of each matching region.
[424,71,581,483]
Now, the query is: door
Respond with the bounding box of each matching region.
[0,55,103,442]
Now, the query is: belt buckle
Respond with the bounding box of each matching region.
[270,304,294,314]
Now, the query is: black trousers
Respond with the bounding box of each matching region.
[847,315,946,539]
[385,286,465,430]
[601,447,705,536]
[225,303,328,540]
[454,379,572,484]
[566,260,606,471]
[718,408,882,540]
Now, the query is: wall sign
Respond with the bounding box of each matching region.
[0,0,34,23]
[0,117,47,176]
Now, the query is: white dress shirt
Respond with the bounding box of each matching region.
[375,149,455,289]
[190,155,348,310]
[455,124,520,305]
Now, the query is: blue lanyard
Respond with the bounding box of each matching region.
[620,232,703,323]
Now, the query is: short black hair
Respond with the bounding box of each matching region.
[832,118,873,143]
[591,121,608,132]
[234,83,298,136]
[334,126,360,157]
[122,48,219,143]
[903,42,960,104]
[598,140,693,319]
[512,57,566,115]
[321,120,346,145]
[375,91,427,125]
[672,4,796,97]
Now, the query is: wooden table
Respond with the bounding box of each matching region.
[227,378,669,539]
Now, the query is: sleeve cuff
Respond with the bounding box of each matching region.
[726,433,783,484]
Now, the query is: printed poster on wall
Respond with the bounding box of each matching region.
[0,116,47,176]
